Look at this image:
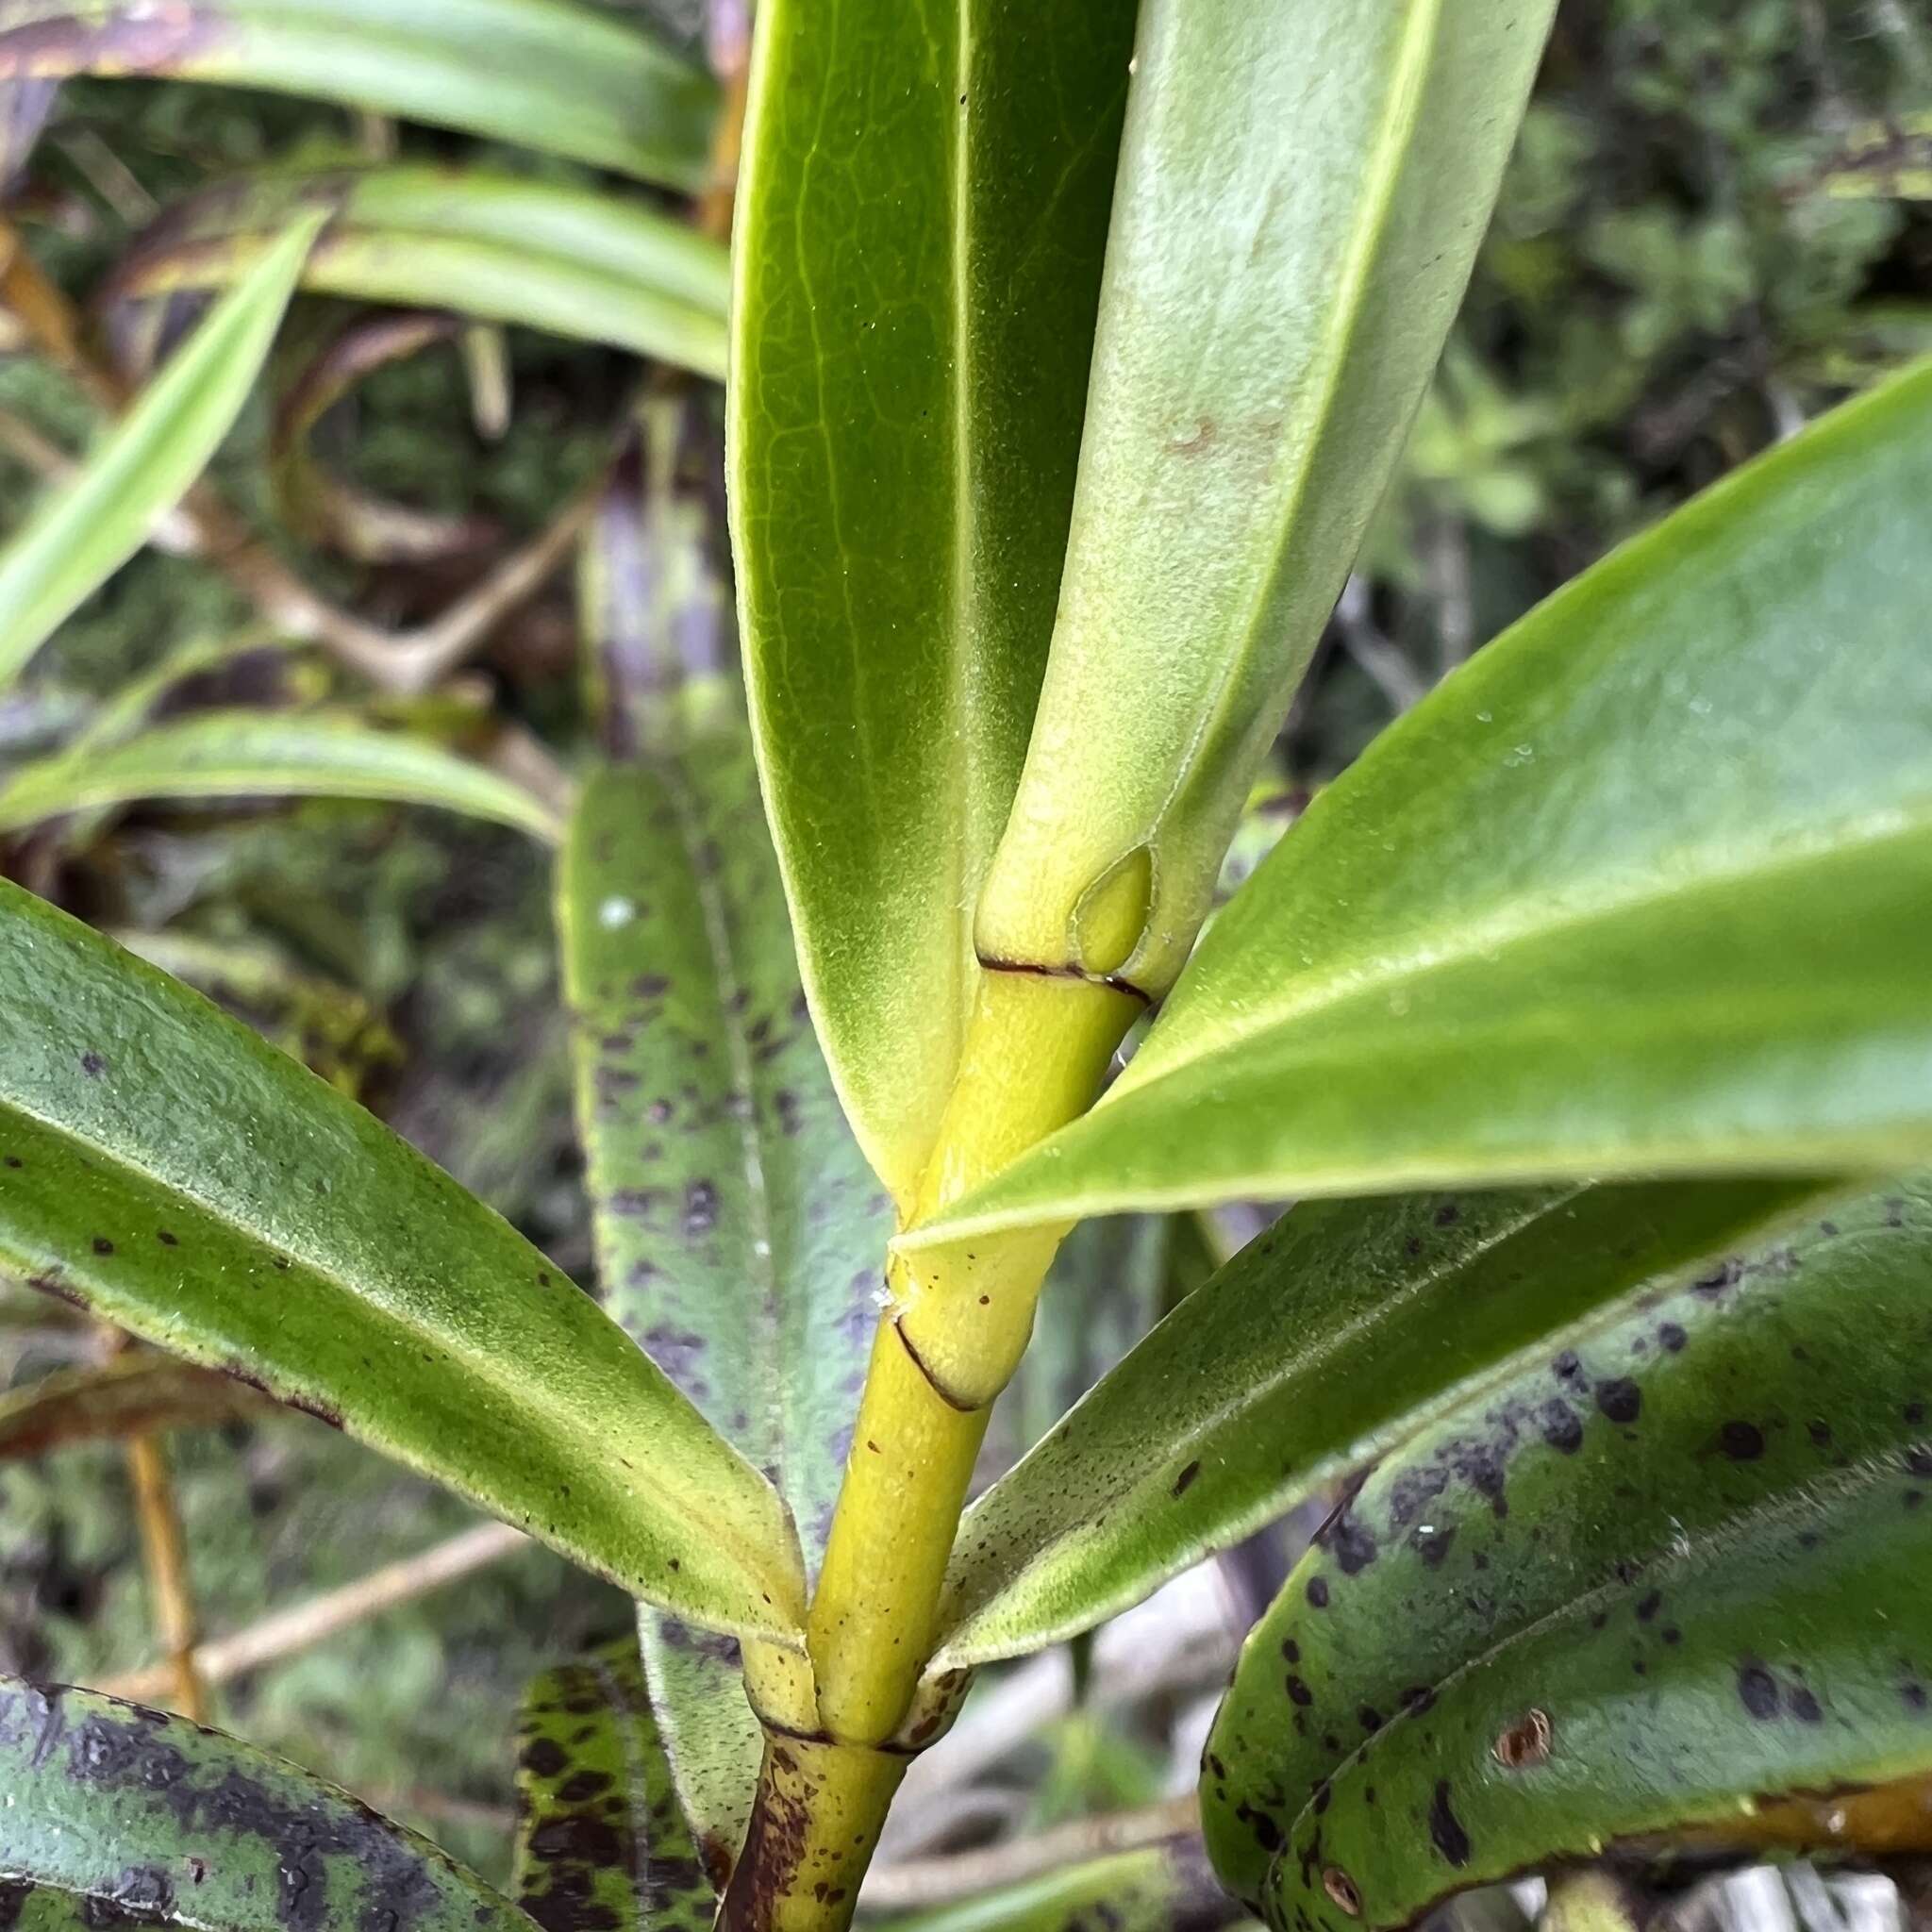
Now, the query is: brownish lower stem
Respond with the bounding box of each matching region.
[123,1430,207,1722]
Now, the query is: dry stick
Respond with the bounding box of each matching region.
[99,1520,529,1705]
[123,1431,208,1722]
[858,1794,1204,1914]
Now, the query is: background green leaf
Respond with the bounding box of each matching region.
[937,1178,1824,1667]
[0,710,562,840]
[513,1637,712,1932]
[917,360,1932,1245]
[1201,1174,1932,1926]
[0,214,318,691]
[111,167,728,378]
[0,0,716,188]
[0,879,804,1641]
[0,1675,525,1932]
[730,0,1138,1206]
[974,0,1557,995]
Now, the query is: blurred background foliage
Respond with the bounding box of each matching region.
[0,0,1927,1918]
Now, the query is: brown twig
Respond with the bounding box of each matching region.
[123,1430,209,1721]
[859,1796,1203,1913]
[98,1520,529,1704]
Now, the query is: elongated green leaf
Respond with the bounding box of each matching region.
[0,0,715,188]
[112,167,728,379]
[974,0,1557,997]
[559,694,893,1867]
[0,1352,270,1458]
[731,0,1138,1206]
[0,879,805,1641]
[0,1676,526,1932]
[1201,1174,1932,1925]
[0,710,562,840]
[875,1838,1242,1932]
[0,215,318,691]
[936,1178,1826,1667]
[914,361,1932,1246]
[513,1639,712,1932]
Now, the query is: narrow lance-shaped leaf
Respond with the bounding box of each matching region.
[0,1676,527,1932]
[913,360,1932,1246]
[0,710,563,841]
[731,0,1139,1206]
[513,1638,713,1932]
[973,0,1557,997]
[560,697,893,1874]
[0,0,716,189]
[0,214,320,692]
[935,1177,1826,1668]
[1201,1174,1932,1927]
[111,167,728,380]
[0,879,805,1641]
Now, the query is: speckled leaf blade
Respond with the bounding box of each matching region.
[974,0,1557,997]
[109,166,728,378]
[0,878,805,1641]
[938,1178,1826,1667]
[0,1675,529,1932]
[874,1838,1241,1932]
[0,215,317,692]
[0,0,715,189]
[513,1638,711,1932]
[916,360,1932,1245]
[1202,1174,1932,1925]
[0,710,561,841]
[730,0,1138,1207]
[0,1353,270,1459]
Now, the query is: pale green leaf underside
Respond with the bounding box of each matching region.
[937,1177,1827,1667]
[0,879,804,1641]
[1206,1174,1932,1927]
[111,166,728,378]
[730,0,1136,1206]
[0,1676,525,1932]
[0,216,318,692]
[0,710,561,841]
[0,0,716,189]
[914,360,1932,1244]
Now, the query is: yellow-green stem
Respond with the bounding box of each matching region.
[808,967,1141,1745]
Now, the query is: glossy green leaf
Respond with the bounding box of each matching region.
[0,215,318,691]
[0,710,562,840]
[730,0,1138,1206]
[112,167,728,379]
[513,1638,712,1932]
[0,878,805,1641]
[559,691,893,1864]
[0,0,716,188]
[0,1352,270,1458]
[1201,1174,1932,1927]
[874,1838,1241,1932]
[974,0,1557,996]
[936,1178,1825,1668]
[0,1675,527,1932]
[914,360,1932,1247]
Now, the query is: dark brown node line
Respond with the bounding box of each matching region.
[974,952,1153,1007]
[891,1318,982,1415]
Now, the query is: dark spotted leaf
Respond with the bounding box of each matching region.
[108,167,727,379]
[513,1638,711,1932]
[0,711,562,841]
[912,360,1932,1246]
[731,0,1137,1206]
[0,878,806,1641]
[873,1836,1242,1932]
[0,1676,528,1932]
[0,0,716,188]
[1201,1174,1932,1928]
[0,215,317,691]
[936,1179,1824,1667]
[558,682,893,1870]
[0,1352,271,1459]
